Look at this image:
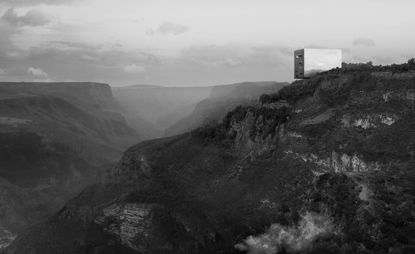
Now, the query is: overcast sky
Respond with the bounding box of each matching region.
[0,0,414,86]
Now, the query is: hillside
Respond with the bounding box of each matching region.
[0,82,140,248]
[5,71,415,254]
[165,81,288,136]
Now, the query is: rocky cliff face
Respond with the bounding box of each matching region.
[94,203,159,251]
[6,72,415,254]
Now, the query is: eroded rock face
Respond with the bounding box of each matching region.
[342,113,399,129]
[331,151,381,173]
[284,150,381,174]
[95,203,157,251]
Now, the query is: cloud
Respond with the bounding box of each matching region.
[27,67,48,78]
[145,28,155,36]
[51,41,101,50]
[0,0,82,6]
[149,21,189,36]
[180,45,245,67]
[161,44,294,85]
[0,41,160,83]
[0,42,293,86]
[0,23,15,52]
[123,64,147,73]
[353,37,375,47]
[250,46,295,58]
[81,54,100,62]
[179,45,293,69]
[1,8,51,27]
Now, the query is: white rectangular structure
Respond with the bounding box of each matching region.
[294,48,342,79]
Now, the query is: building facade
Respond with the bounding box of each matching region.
[294,48,342,79]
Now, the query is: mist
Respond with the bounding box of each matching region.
[235,212,337,254]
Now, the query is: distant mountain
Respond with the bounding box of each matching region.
[113,85,212,138]
[164,81,288,136]
[0,82,140,247]
[8,71,415,253]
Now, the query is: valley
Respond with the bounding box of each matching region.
[4,69,415,253]
[0,81,281,250]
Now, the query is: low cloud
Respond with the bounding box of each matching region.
[353,37,375,47]
[235,212,336,254]
[27,67,48,78]
[1,8,51,27]
[148,21,189,36]
[123,64,147,73]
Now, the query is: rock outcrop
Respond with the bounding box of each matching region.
[95,203,157,251]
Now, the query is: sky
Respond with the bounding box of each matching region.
[0,0,414,86]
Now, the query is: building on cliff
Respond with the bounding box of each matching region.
[294,48,342,79]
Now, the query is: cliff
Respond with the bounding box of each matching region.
[6,72,415,254]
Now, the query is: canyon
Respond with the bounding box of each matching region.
[5,71,415,253]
